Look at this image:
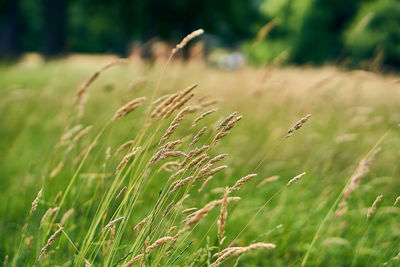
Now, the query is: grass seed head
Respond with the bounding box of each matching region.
[112,97,146,120]
[104,216,124,230]
[229,174,257,192]
[367,194,383,218]
[172,29,204,55]
[285,114,311,138]
[38,227,64,260]
[30,188,43,215]
[192,108,218,127]
[286,172,306,186]
[60,208,74,226]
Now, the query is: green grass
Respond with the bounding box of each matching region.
[0,56,400,266]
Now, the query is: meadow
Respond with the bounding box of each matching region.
[1,49,400,266]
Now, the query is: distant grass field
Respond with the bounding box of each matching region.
[0,54,399,266]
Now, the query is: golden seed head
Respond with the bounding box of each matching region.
[286,172,306,186]
[229,174,257,192]
[112,97,146,120]
[172,29,204,55]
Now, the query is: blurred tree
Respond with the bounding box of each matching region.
[1,0,399,68]
[344,0,400,69]
[0,0,21,57]
[292,0,357,64]
[43,0,67,56]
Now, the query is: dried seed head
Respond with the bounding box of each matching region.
[38,227,64,260]
[40,207,59,226]
[104,216,124,230]
[115,186,127,201]
[212,115,242,145]
[337,148,381,217]
[229,174,257,193]
[60,208,74,226]
[105,146,111,161]
[285,114,311,138]
[286,172,306,186]
[188,126,207,149]
[157,161,180,173]
[134,216,149,235]
[141,237,150,266]
[216,112,237,130]
[164,93,194,118]
[151,92,179,118]
[182,208,198,214]
[176,194,190,208]
[218,188,229,243]
[186,154,208,172]
[163,201,175,217]
[167,226,177,235]
[125,253,144,267]
[58,125,83,147]
[210,242,275,267]
[164,140,183,150]
[53,191,62,206]
[156,84,197,119]
[172,29,204,55]
[383,250,400,266]
[183,197,241,231]
[84,258,92,267]
[257,175,279,188]
[30,188,43,215]
[180,145,210,168]
[116,140,135,154]
[171,106,191,125]
[168,168,186,183]
[192,108,218,127]
[75,58,128,103]
[198,176,214,192]
[2,255,8,267]
[209,153,228,165]
[393,196,400,206]
[223,115,243,132]
[162,151,187,159]
[147,236,174,253]
[207,165,228,178]
[168,176,194,195]
[159,123,180,145]
[116,147,141,173]
[194,163,212,182]
[112,97,146,120]
[71,125,92,146]
[50,161,63,178]
[109,225,115,249]
[367,194,383,218]
[152,94,171,106]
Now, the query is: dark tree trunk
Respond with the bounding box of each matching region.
[43,0,66,57]
[0,0,20,57]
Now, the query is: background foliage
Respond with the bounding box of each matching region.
[1,0,399,68]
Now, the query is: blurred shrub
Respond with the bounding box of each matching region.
[245,0,358,66]
[344,0,400,68]
[242,39,291,65]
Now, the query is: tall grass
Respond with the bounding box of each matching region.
[1,40,400,266]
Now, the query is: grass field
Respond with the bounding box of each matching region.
[1,54,400,266]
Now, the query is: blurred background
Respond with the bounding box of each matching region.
[1,0,399,70]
